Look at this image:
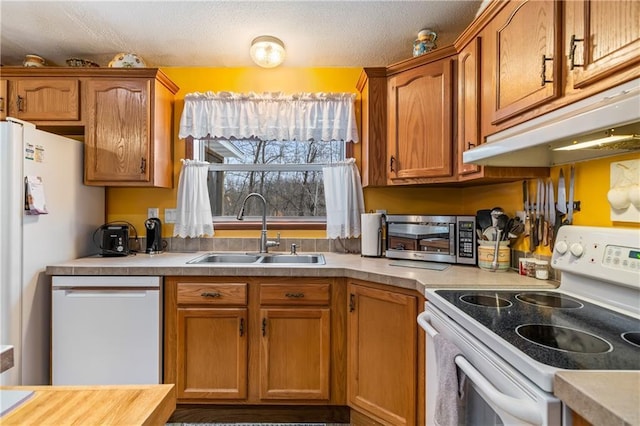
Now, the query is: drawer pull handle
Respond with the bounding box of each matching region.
[0,96,4,112]
[390,156,396,173]
[201,291,221,298]
[285,292,304,298]
[140,157,147,174]
[239,318,245,337]
[569,35,584,70]
[262,317,267,337]
[349,293,356,312]
[540,55,553,86]
[17,96,24,112]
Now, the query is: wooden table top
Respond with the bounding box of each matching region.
[0,384,175,425]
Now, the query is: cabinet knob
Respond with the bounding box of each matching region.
[569,35,584,70]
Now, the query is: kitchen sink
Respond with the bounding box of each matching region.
[259,254,325,264]
[187,253,325,265]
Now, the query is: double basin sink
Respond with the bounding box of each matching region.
[187,252,326,265]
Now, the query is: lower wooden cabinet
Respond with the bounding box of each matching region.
[177,307,248,399]
[165,276,344,405]
[347,280,419,426]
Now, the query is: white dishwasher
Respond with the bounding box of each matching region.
[52,276,162,385]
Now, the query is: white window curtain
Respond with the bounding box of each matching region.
[322,159,365,239]
[174,160,214,238]
[178,91,359,143]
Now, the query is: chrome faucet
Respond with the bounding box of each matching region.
[236,192,280,253]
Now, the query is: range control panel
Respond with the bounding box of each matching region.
[552,225,640,288]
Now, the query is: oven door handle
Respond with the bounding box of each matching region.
[418,311,543,426]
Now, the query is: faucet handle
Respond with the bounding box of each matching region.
[290,243,297,255]
[266,232,281,248]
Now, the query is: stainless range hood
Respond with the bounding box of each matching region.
[463,79,640,167]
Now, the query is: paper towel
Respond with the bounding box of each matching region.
[361,213,383,256]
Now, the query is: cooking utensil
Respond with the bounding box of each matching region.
[533,179,542,248]
[557,169,567,215]
[491,214,509,270]
[538,179,546,246]
[547,179,555,248]
[476,209,492,233]
[565,165,576,224]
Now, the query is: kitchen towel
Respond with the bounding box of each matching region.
[433,333,467,426]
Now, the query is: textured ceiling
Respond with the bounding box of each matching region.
[1,1,485,68]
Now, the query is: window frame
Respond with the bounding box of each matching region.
[184,136,353,230]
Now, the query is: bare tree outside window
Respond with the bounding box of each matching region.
[194,138,346,220]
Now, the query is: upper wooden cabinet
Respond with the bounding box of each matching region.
[566,0,640,89]
[83,71,177,187]
[6,78,80,122]
[0,68,178,188]
[387,48,455,184]
[457,38,482,177]
[491,0,562,124]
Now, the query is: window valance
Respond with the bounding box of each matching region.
[178,91,359,143]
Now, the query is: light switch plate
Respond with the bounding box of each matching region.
[164,208,177,223]
[147,207,159,219]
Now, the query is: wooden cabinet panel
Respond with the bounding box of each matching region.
[9,78,80,121]
[347,282,417,425]
[357,68,387,187]
[0,79,6,121]
[568,0,640,89]
[84,79,151,184]
[259,283,330,306]
[457,37,482,177]
[492,0,562,124]
[387,58,454,182]
[259,308,330,400]
[177,283,247,305]
[177,308,248,400]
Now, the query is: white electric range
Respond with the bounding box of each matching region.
[420,225,640,425]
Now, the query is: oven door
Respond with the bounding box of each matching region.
[419,303,562,426]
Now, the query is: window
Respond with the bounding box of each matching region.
[191,138,347,223]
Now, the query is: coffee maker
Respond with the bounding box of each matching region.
[144,217,163,254]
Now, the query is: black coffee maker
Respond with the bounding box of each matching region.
[144,217,163,254]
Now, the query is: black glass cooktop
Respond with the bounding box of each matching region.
[434,290,640,371]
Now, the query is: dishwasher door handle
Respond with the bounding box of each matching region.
[56,289,157,298]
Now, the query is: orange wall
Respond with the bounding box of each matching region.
[107,67,639,239]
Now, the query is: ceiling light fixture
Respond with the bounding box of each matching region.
[250,35,286,68]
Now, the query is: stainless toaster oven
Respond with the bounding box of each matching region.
[385,215,477,265]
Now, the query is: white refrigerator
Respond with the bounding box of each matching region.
[0,118,105,385]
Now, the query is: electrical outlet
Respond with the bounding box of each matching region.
[165,208,177,223]
[148,207,159,219]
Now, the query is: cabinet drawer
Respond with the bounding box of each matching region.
[260,283,330,306]
[177,283,247,306]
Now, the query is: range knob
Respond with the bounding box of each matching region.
[570,242,584,258]
[555,240,568,255]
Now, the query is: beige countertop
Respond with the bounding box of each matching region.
[45,251,557,294]
[555,371,640,426]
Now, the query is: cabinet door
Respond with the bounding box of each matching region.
[259,308,330,400]
[347,283,417,425]
[387,58,453,182]
[0,79,6,121]
[11,79,80,121]
[176,308,248,400]
[569,0,640,89]
[457,37,482,177]
[492,0,562,124]
[84,79,151,183]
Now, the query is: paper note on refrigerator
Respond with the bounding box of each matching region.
[25,176,48,215]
